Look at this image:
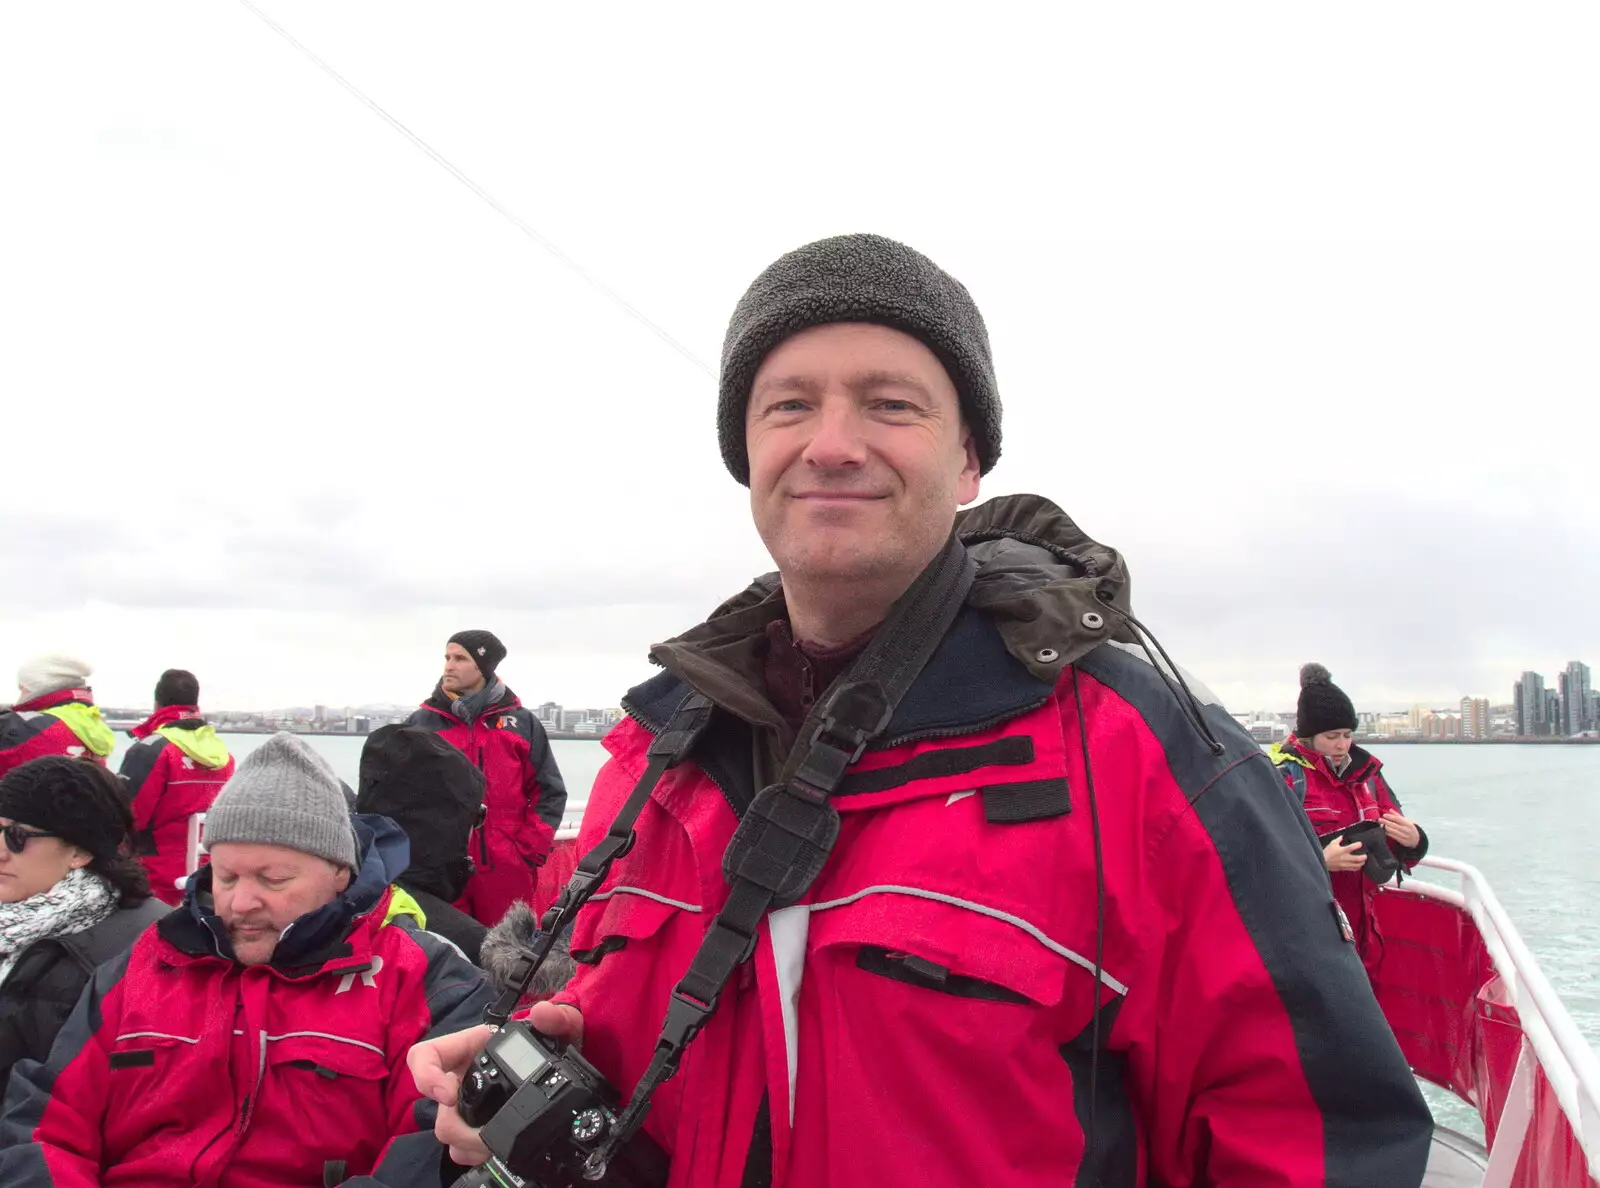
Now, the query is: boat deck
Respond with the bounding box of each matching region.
[1424,1127,1488,1188]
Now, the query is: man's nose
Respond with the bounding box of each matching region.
[801,399,869,469]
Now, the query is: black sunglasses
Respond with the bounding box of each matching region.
[3,824,59,855]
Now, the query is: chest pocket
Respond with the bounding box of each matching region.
[106,1031,205,1125]
[808,765,1121,1051]
[264,1031,390,1163]
[570,887,702,967]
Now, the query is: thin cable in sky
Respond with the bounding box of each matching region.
[234,0,715,378]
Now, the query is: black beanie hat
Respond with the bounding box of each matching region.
[718,233,1002,486]
[1296,663,1358,739]
[0,756,133,860]
[154,668,200,708]
[448,630,506,682]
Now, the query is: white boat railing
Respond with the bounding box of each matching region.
[554,796,588,844]
[1405,855,1600,1185]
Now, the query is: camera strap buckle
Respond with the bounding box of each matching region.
[660,989,714,1055]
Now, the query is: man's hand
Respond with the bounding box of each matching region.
[1380,811,1421,850]
[408,1004,585,1167]
[1323,835,1367,873]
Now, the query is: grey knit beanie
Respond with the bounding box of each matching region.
[718,233,1002,485]
[205,733,359,870]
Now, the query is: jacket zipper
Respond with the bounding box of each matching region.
[471,727,494,871]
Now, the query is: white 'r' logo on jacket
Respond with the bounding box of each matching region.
[335,955,384,993]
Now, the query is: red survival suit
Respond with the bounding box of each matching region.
[117,705,236,904]
[0,689,115,779]
[408,682,567,928]
[1271,735,1429,978]
[530,494,1433,1188]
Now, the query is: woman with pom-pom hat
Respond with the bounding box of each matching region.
[1269,663,1428,979]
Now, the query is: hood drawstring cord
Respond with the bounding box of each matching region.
[1097,596,1226,757]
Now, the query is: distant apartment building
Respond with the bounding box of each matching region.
[1514,672,1547,737]
[1559,661,1593,736]
[1459,697,1491,740]
[1543,688,1562,736]
[535,701,563,727]
[1423,712,1461,740]
[314,705,328,726]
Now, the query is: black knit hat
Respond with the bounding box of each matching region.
[154,668,199,708]
[1296,663,1358,738]
[0,756,133,860]
[448,630,506,681]
[718,233,1002,485]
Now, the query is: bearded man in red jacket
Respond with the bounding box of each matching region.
[412,234,1433,1187]
[0,731,492,1188]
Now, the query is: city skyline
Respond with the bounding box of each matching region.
[93,659,1600,743]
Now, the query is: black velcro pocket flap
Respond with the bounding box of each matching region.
[571,934,628,965]
[856,945,1030,1004]
[982,777,1071,823]
[109,1049,156,1070]
[838,736,1034,797]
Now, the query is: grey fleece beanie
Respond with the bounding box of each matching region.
[205,732,359,870]
[718,233,1002,485]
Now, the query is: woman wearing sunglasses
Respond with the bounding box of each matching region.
[0,757,165,1089]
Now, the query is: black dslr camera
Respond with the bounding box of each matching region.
[451,1020,667,1188]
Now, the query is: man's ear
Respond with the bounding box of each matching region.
[956,425,982,505]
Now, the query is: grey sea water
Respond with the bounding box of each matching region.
[110,733,1597,1133]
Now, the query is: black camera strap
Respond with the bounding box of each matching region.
[482,690,716,1026]
[585,535,976,1177]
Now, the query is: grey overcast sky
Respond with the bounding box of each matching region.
[2,2,1595,715]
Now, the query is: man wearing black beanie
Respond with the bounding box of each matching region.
[407,631,566,929]
[413,235,1430,1187]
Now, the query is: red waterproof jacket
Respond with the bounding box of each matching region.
[0,690,115,779]
[536,496,1433,1188]
[118,707,236,905]
[0,815,493,1188]
[1270,736,1428,978]
[409,683,567,928]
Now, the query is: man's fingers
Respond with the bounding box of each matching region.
[526,1002,585,1047]
[436,1102,492,1166]
[409,1025,495,1105]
